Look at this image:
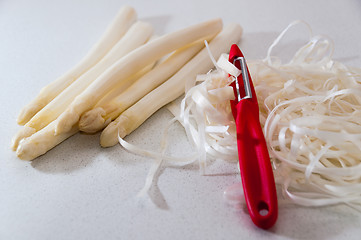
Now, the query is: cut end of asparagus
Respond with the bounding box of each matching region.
[79,107,108,133]
[11,126,37,151]
[100,121,126,147]
[55,110,80,135]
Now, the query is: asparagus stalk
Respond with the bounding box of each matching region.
[16,6,137,125]
[91,34,160,108]
[54,18,223,135]
[11,21,153,150]
[100,23,243,147]
[78,40,206,133]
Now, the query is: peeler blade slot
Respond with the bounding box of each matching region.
[233,57,252,101]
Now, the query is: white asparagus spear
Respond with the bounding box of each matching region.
[11,21,153,151]
[17,6,137,125]
[100,23,243,147]
[54,18,223,135]
[78,40,207,133]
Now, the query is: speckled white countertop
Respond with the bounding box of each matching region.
[1,0,361,239]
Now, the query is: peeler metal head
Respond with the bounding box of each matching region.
[233,57,252,102]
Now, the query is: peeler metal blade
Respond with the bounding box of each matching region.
[233,56,252,102]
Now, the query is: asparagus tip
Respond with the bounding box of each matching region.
[79,107,107,133]
[16,103,43,126]
[11,126,36,151]
[100,122,123,147]
[16,139,35,161]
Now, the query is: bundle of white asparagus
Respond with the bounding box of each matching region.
[12,6,243,160]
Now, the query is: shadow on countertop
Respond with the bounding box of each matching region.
[30,132,101,173]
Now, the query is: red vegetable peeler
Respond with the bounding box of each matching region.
[228,44,278,229]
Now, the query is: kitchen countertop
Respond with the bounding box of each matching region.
[1,0,361,239]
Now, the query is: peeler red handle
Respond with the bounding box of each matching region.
[229,44,278,229]
[233,99,278,229]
